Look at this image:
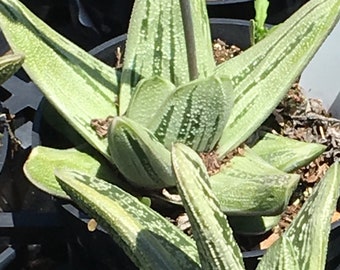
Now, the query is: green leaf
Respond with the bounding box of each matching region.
[258,162,340,270]
[55,169,201,269]
[251,133,326,172]
[258,235,300,270]
[0,53,24,84]
[228,215,281,235]
[23,145,119,198]
[119,0,215,114]
[172,143,245,270]
[250,0,270,44]
[148,75,233,152]
[0,0,119,159]
[210,147,300,215]
[215,0,340,159]
[108,116,175,189]
[126,76,176,127]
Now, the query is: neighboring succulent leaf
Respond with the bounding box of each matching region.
[172,143,245,270]
[0,53,24,84]
[119,0,215,114]
[250,133,326,172]
[250,0,270,44]
[148,75,233,152]
[257,162,340,270]
[126,76,176,127]
[55,169,201,269]
[0,0,119,159]
[216,0,340,159]
[228,215,281,235]
[210,147,300,215]
[108,116,175,189]
[23,145,119,198]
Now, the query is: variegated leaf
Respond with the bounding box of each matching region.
[172,143,245,270]
[126,76,176,127]
[55,169,200,269]
[148,75,233,152]
[216,0,340,159]
[257,162,340,270]
[23,145,120,198]
[250,132,326,172]
[0,53,24,84]
[0,0,119,159]
[108,116,175,189]
[119,0,215,114]
[210,147,300,215]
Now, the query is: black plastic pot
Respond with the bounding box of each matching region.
[206,0,309,24]
[20,0,134,50]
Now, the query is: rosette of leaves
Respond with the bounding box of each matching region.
[0,0,339,234]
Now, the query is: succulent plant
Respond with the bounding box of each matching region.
[0,0,339,236]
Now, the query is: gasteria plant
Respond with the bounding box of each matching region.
[0,0,339,235]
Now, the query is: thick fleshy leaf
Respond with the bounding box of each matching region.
[23,145,119,198]
[148,75,233,152]
[108,116,175,189]
[215,0,340,159]
[251,133,326,172]
[0,53,24,84]
[0,0,119,159]
[55,169,200,269]
[172,143,245,270]
[259,235,300,270]
[119,0,215,114]
[228,215,281,235]
[126,76,176,127]
[258,162,340,270]
[210,147,300,215]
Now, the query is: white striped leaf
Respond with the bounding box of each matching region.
[148,75,233,152]
[126,76,176,127]
[108,116,175,189]
[258,235,300,270]
[257,162,340,270]
[119,0,215,114]
[0,53,24,84]
[55,169,201,269]
[23,145,120,199]
[215,0,340,159]
[210,147,300,215]
[0,0,119,160]
[172,143,245,270]
[250,133,326,172]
